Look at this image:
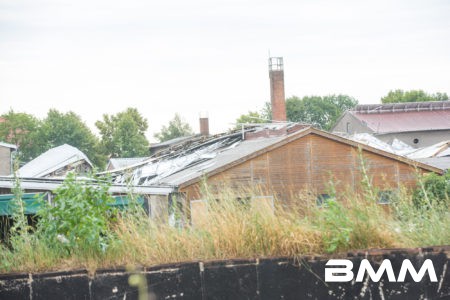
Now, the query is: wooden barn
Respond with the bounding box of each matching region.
[106,125,443,219]
[177,127,442,203]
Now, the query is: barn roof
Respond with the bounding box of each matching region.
[347,101,450,134]
[107,125,443,189]
[18,144,93,178]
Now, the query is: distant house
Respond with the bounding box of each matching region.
[331,101,450,148]
[106,125,442,222]
[0,142,17,176]
[18,144,93,178]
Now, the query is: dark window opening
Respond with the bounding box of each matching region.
[316,194,333,207]
[378,190,394,204]
[413,138,419,144]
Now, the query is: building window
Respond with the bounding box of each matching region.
[346,122,351,133]
[378,190,394,204]
[316,194,333,207]
[413,138,419,144]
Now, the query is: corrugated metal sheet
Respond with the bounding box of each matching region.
[352,110,450,133]
[18,144,92,177]
[407,141,450,159]
[107,157,148,170]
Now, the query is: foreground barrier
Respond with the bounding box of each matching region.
[0,246,448,299]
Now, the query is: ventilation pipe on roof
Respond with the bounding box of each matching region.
[199,111,209,137]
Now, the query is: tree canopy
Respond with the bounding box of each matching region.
[286,94,358,130]
[234,111,267,129]
[154,113,193,142]
[96,108,150,158]
[381,89,449,104]
[0,109,105,167]
[39,110,105,168]
[0,110,41,162]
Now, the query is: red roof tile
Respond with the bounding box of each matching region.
[352,110,450,133]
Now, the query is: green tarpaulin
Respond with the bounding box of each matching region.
[0,193,46,216]
[0,194,144,216]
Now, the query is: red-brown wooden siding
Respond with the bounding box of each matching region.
[180,133,428,203]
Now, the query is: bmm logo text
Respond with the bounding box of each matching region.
[325,259,437,283]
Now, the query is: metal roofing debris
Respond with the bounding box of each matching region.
[350,134,450,170]
[107,157,148,170]
[407,141,450,159]
[150,135,197,148]
[109,124,301,187]
[348,133,415,156]
[18,144,93,178]
[0,141,17,149]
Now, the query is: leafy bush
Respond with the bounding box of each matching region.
[36,173,117,254]
[413,172,450,208]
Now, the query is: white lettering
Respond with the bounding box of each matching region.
[325,259,354,282]
[356,259,396,282]
[325,259,437,283]
[397,259,437,282]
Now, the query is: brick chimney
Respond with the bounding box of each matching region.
[269,57,286,122]
[199,111,209,136]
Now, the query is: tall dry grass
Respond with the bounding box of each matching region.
[0,182,448,274]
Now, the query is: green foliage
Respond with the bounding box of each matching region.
[0,110,41,162]
[10,159,29,238]
[38,109,105,168]
[315,198,352,253]
[381,89,449,104]
[234,111,267,128]
[413,172,450,208]
[96,107,150,158]
[261,102,272,121]
[286,94,358,130]
[36,173,116,254]
[154,113,193,142]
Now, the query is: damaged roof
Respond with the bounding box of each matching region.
[107,157,148,170]
[18,144,93,178]
[106,125,443,188]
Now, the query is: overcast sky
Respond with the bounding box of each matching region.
[1,0,449,141]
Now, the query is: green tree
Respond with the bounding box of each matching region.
[96,107,150,158]
[381,89,449,104]
[234,111,267,129]
[154,113,193,142]
[0,110,41,162]
[38,109,105,168]
[286,94,358,130]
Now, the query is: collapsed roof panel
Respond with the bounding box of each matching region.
[18,144,93,178]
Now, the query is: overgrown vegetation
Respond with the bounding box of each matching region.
[0,171,449,274]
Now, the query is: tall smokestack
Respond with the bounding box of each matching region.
[199,111,209,136]
[269,57,286,122]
